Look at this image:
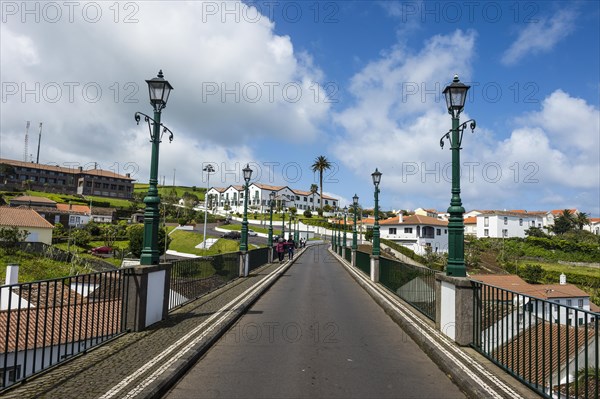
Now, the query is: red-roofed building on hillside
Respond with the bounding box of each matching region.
[0,207,54,244]
[471,274,597,328]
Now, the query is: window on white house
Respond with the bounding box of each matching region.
[484,217,489,227]
[578,299,584,308]
[519,219,523,226]
[389,228,397,235]
[504,217,508,225]
[436,229,441,235]
[404,227,413,234]
[502,229,508,237]
[484,229,489,237]
[567,299,572,307]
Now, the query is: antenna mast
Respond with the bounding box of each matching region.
[36,122,43,163]
[23,121,30,161]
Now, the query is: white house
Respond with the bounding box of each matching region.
[476,211,545,238]
[584,217,600,235]
[0,207,54,244]
[378,214,449,255]
[207,183,338,215]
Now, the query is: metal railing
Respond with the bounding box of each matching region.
[355,250,370,276]
[472,281,599,398]
[169,253,238,310]
[344,247,352,263]
[378,257,437,321]
[0,269,128,389]
[248,247,269,273]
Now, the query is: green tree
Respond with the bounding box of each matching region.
[0,226,30,254]
[303,209,312,218]
[574,211,590,230]
[100,224,120,247]
[551,209,576,235]
[127,224,170,258]
[525,226,548,238]
[311,155,332,214]
[71,228,91,247]
[519,263,544,283]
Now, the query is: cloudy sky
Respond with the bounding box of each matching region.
[1,1,599,216]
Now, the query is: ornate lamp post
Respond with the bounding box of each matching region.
[135,70,174,265]
[239,164,253,252]
[371,168,382,257]
[288,210,292,240]
[352,194,358,250]
[202,164,214,249]
[440,75,476,277]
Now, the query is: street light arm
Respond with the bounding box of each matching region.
[439,119,476,149]
[135,112,175,143]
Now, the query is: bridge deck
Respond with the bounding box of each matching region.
[1,244,535,399]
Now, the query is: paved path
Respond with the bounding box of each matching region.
[165,245,465,399]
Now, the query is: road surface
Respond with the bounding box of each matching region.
[165,244,465,398]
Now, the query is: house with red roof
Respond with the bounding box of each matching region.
[0,207,54,244]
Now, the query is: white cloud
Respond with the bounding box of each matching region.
[332,29,599,215]
[502,9,577,65]
[0,1,330,187]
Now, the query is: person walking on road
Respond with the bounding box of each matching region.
[287,237,295,260]
[276,238,286,262]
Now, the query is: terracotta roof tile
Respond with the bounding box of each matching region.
[0,207,54,229]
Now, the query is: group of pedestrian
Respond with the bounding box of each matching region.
[275,236,298,262]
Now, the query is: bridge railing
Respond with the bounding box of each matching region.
[0,269,128,389]
[169,253,238,310]
[355,251,371,276]
[344,247,352,263]
[378,257,437,321]
[472,281,599,399]
[248,247,270,273]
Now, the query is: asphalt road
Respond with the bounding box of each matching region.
[164,244,465,399]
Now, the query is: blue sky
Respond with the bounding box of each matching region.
[1,1,599,216]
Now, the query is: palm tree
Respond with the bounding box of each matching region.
[309,184,319,211]
[311,156,332,215]
[575,211,590,230]
[551,209,576,235]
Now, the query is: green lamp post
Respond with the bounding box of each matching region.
[352,194,359,250]
[268,191,275,247]
[239,164,253,252]
[135,70,174,265]
[281,204,286,238]
[440,75,476,277]
[288,211,292,240]
[343,206,348,249]
[371,168,382,257]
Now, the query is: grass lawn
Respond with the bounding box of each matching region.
[134,184,206,200]
[0,250,90,283]
[517,260,600,278]
[168,230,240,255]
[1,190,136,209]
